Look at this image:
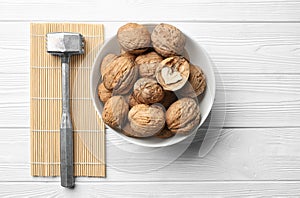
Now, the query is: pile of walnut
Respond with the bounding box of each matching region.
[98,23,206,139]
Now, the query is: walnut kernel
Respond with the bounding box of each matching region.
[156,56,190,91]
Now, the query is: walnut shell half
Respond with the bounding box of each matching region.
[102,96,129,128]
[178,64,206,97]
[128,104,165,137]
[133,78,165,104]
[117,23,150,55]
[166,97,201,134]
[103,56,138,95]
[151,23,186,57]
[136,51,163,79]
[156,56,190,91]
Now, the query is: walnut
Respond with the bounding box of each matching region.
[117,23,150,55]
[178,64,206,97]
[160,91,177,109]
[103,56,138,95]
[100,53,117,78]
[128,104,165,137]
[121,93,130,103]
[135,51,163,79]
[102,96,129,128]
[151,103,166,112]
[121,123,142,138]
[133,78,164,104]
[128,93,140,108]
[120,49,136,60]
[156,56,190,91]
[166,98,201,134]
[98,83,112,103]
[151,23,186,57]
[155,127,174,138]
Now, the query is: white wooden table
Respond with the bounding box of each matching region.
[0,0,300,197]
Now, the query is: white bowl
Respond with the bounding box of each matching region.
[91,24,216,147]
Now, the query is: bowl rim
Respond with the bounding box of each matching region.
[90,23,216,147]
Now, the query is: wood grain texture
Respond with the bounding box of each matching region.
[1,73,299,127]
[1,182,300,197]
[0,1,299,194]
[1,22,300,75]
[0,22,299,128]
[1,128,300,182]
[0,0,300,22]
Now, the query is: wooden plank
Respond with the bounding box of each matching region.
[2,128,300,181]
[0,182,300,197]
[1,22,300,74]
[0,73,299,127]
[0,22,299,127]
[0,0,299,22]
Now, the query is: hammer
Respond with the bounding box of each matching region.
[46,32,84,188]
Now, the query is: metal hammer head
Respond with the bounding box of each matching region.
[46,32,84,56]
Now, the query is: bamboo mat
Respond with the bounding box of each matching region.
[30,23,105,177]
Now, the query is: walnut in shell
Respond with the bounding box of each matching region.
[128,104,165,137]
[160,91,177,109]
[166,97,201,134]
[117,23,151,54]
[133,78,165,104]
[102,96,129,128]
[121,123,142,138]
[103,56,138,95]
[128,93,141,108]
[178,64,206,97]
[120,49,136,60]
[98,83,112,103]
[155,127,175,139]
[156,56,190,91]
[151,23,186,57]
[100,53,117,78]
[135,51,163,79]
[151,103,166,112]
